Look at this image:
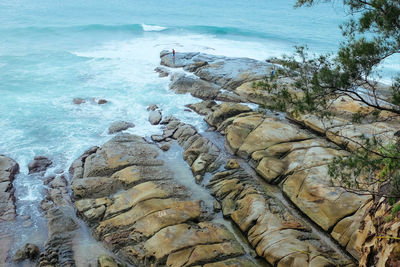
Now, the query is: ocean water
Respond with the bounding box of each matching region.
[0,0,396,254]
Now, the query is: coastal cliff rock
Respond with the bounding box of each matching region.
[70,133,256,266]
[0,155,19,265]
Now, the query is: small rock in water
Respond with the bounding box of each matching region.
[195,175,203,184]
[147,104,159,111]
[72,97,85,105]
[149,110,162,125]
[98,255,119,267]
[154,67,169,77]
[13,243,40,262]
[206,127,216,132]
[28,156,52,174]
[184,108,192,112]
[108,121,135,134]
[213,201,222,212]
[225,159,240,170]
[160,143,171,151]
[97,99,108,105]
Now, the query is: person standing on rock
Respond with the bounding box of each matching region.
[172,49,175,57]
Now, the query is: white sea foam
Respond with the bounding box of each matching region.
[141,23,168,32]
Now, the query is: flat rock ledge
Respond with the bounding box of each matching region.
[158,117,354,267]
[69,133,257,266]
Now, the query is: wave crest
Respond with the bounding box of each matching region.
[141,24,167,32]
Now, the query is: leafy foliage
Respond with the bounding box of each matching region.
[257,0,400,198]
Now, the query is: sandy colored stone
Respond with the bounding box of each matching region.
[96,199,200,237]
[237,117,310,158]
[256,157,285,183]
[104,181,170,218]
[125,222,236,262]
[166,242,244,267]
[283,165,371,231]
[83,134,162,178]
[225,114,264,152]
[205,102,252,127]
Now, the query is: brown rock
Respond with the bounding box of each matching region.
[205,103,252,127]
[28,156,52,174]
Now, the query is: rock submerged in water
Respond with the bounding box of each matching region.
[108,121,135,134]
[73,97,85,105]
[28,156,52,174]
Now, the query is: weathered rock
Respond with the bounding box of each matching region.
[283,165,371,231]
[28,156,52,174]
[0,155,19,222]
[186,100,218,116]
[225,159,240,170]
[160,52,274,90]
[82,134,162,178]
[205,102,252,127]
[13,243,40,262]
[71,132,251,267]
[108,121,135,134]
[149,110,162,125]
[236,117,311,159]
[170,74,220,100]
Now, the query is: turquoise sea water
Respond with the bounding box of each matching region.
[0,0,396,252]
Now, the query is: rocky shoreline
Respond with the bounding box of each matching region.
[1,51,399,266]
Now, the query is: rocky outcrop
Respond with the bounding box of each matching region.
[70,133,256,266]
[160,51,274,90]
[159,117,354,266]
[28,156,52,174]
[108,121,135,134]
[0,155,19,265]
[197,103,371,259]
[39,173,79,267]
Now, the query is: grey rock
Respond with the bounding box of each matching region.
[28,156,52,174]
[108,121,135,134]
[149,110,162,125]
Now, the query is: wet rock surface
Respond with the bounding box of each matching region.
[70,133,256,266]
[28,156,52,174]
